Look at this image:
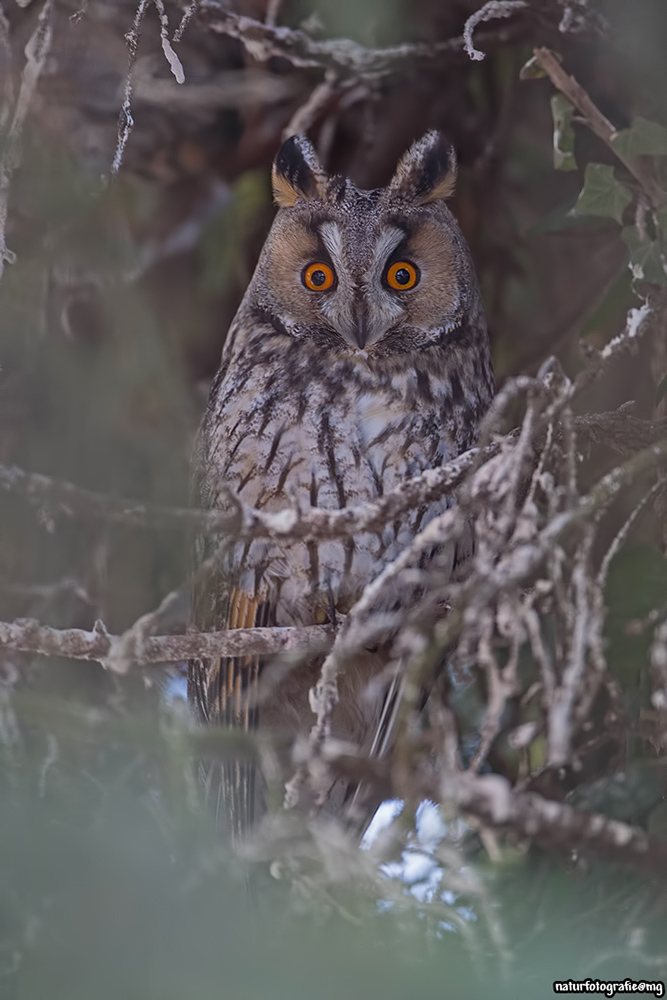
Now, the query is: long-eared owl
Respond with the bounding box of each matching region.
[188,130,494,829]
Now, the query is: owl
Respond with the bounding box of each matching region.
[188,130,494,835]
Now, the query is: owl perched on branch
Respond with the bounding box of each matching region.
[189,130,494,835]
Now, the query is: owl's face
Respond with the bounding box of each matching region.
[249,131,483,357]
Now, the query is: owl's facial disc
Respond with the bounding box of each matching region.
[264,204,466,354]
[315,221,462,352]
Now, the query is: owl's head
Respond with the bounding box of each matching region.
[248,131,485,357]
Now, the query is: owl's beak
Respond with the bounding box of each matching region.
[351,299,368,349]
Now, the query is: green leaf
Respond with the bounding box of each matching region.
[621,226,667,285]
[550,93,577,171]
[612,116,667,160]
[519,51,562,80]
[519,54,547,80]
[656,373,667,407]
[574,164,633,224]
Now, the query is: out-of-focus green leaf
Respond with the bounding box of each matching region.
[550,94,577,171]
[656,373,667,406]
[199,171,269,294]
[648,798,667,839]
[526,197,616,237]
[519,50,563,80]
[567,765,664,824]
[621,226,667,285]
[612,116,667,160]
[519,54,548,79]
[581,266,633,336]
[574,164,633,224]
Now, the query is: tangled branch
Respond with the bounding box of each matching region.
[180,0,598,81]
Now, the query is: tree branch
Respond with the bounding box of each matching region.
[0,618,333,671]
[0,446,483,541]
[446,772,667,871]
[188,1,530,79]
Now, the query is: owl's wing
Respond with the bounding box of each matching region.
[188,571,275,842]
[188,420,277,840]
[189,581,272,728]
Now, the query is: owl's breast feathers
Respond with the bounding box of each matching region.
[195,306,493,626]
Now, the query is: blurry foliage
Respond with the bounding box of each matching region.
[198,170,271,295]
[550,93,577,172]
[612,117,667,161]
[604,545,667,697]
[3,683,667,1000]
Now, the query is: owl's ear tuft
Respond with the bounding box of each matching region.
[271,134,328,207]
[388,131,457,205]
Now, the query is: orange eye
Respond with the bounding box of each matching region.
[302,262,335,291]
[385,260,419,291]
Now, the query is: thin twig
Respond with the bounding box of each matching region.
[463,1,527,61]
[173,0,200,42]
[191,1,526,79]
[151,0,185,83]
[0,446,483,542]
[436,771,667,872]
[0,618,333,671]
[265,0,283,29]
[597,475,667,589]
[112,0,149,175]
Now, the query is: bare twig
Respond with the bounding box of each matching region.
[173,0,200,42]
[112,0,149,175]
[597,476,667,589]
[69,0,89,24]
[112,0,186,174]
[265,0,283,29]
[0,446,483,542]
[282,72,345,141]
[189,1,525,79]
[0,618,333,671]
[437,772,667,872]
[464,1,528,62]
[151,0,185,83]
[547,528,594,765]
[576,402,667,457]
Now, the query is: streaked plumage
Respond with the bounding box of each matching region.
[188,131,494,835]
